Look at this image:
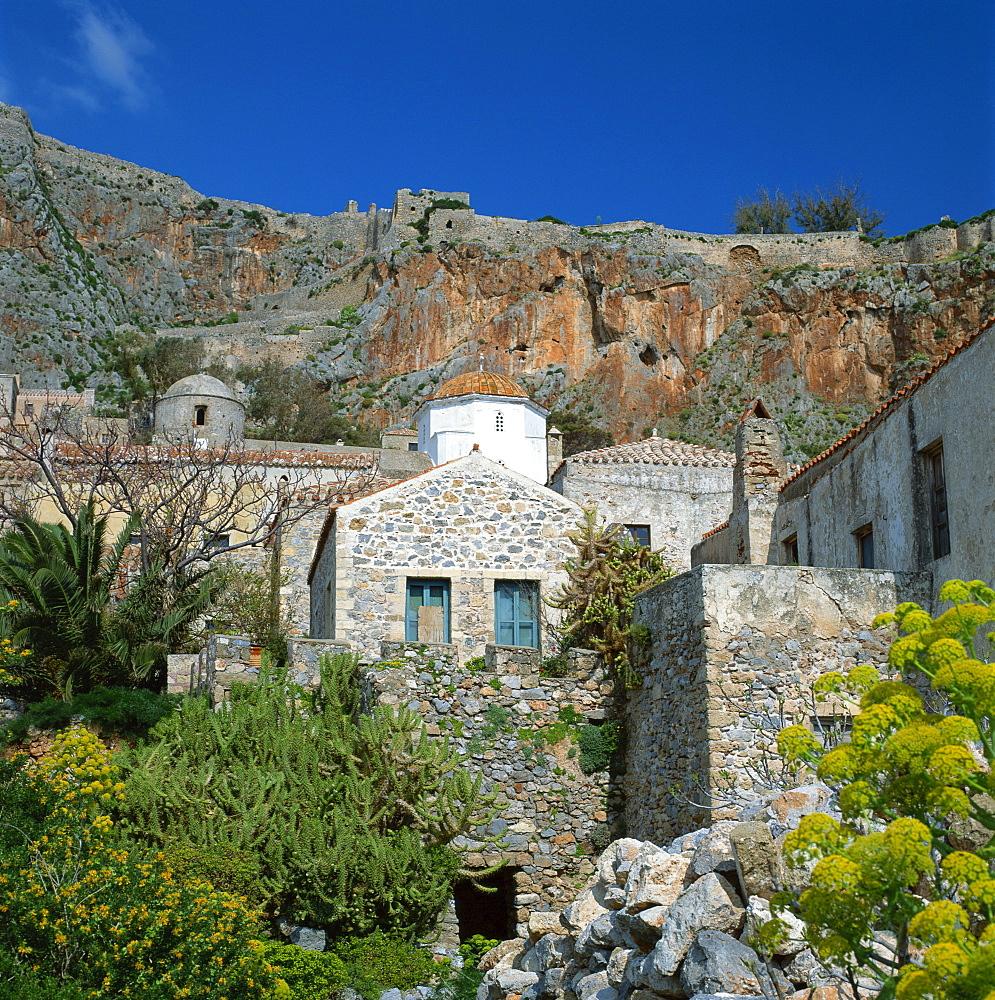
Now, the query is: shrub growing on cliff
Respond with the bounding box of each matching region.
[119,654,496,939]
[775,579,995,999]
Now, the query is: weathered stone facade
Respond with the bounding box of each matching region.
[625,564,929,840]
[772,316,995,595]
[551,436,734,570]
[308,451,585,659]
[693,317,995,608]
[367,643,616,928]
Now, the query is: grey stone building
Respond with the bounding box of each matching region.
[550,435,734,570]
[154,373,245,446]
[308,449,585,660]
[694,315,995,596]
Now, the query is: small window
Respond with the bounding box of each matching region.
[782,534,799,565]
[625,524,651,547]
[495,410,504,433]
[495,581,539,649]
[407,442,418,451]
[406,579,450,642]
[194,405,207,426]
[855,525,874,569]
[23,403,34,418]
[204,533,230,553]
[924,443,950,559]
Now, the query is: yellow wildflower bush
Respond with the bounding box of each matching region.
[0,727,284,999]
[774,580,995,1000]
[0,597,30,690]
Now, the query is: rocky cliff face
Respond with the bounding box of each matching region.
[1,102,992,458]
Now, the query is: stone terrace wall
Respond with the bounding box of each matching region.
[625,565,928,841]
[367,644,615,930]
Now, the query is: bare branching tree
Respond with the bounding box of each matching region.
[0,401,379,589]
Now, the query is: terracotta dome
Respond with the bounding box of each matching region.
[430,370,530,401]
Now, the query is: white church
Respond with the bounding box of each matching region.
[413,369,558,483]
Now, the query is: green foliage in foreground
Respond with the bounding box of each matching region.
[2,685,179,743]
[333,931,444,999]
[776,579,995,1000]
[0,729,278,999]
[0,504,216,699]
[263,942,346,1000]
[119,653,496,939]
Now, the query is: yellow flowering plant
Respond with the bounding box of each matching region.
[774,579,995,1000]
[0,726,285,999]
[0,597,31,691]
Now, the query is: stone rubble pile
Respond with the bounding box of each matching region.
[478,784,850,1000]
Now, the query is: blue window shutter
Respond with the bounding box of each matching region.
[406,580,451,642]
[494,581,539,649]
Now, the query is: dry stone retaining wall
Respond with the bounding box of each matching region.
[366,644,617,929]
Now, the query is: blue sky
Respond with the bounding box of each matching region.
[0,1,991,236]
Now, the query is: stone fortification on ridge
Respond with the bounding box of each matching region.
[320,186,995,271]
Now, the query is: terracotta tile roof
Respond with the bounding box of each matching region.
[565,436,735,468]
[780,314,995,493]
[52,442,377,470]
[700,519,729,540]
[430,370,529,400]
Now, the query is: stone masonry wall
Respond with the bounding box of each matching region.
[367,643,615,932]
[319,452,584,658]
[553,463,733,571]
[625,565,929,841]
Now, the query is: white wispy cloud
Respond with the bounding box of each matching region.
[63,1,153,111]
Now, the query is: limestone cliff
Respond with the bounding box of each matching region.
[1,102,992,459]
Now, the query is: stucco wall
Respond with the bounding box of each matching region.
[310,452,584,659]
[417,395,548,484]
[552,462,732,570]
[625,564,928,840]
[773,323,995,596]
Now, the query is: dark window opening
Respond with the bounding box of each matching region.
[925,444,950,559]
[625,524,651,547]
[194,405,207,426]
[205,533,230,553]
[407,442,418,451]
[445,220,453,229]
[453,868,518,943]
[855,525,874,569]
[782,534,799,565]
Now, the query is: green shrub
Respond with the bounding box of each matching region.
[120,655,494,939]
[0,950,86,1000]
[162,840,272,912]
[540,652,570,677]
[3,686,179,743]
[332,931,444,999]
[263,942,346,1000]
[241,209,266,228]
[331,240,345,249]
[775,579,995,998]
[0,730,278,999]
[195,198,219,214]
[577,721,620,775]
[533,215,567,225]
